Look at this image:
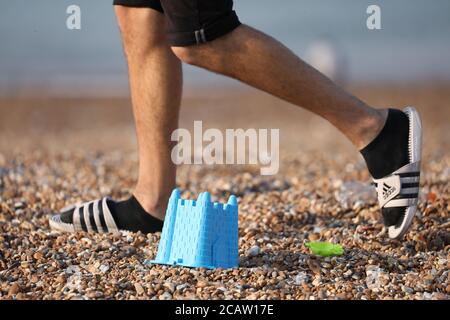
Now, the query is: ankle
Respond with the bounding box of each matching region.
[133,189,170,220]
[355,109,388,150]
[360,108,410,179]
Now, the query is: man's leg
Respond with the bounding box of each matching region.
[167,20,421,239]
[171,25,385,150]
[49,6,182,234]
[115,6,182,220]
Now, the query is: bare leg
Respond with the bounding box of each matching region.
[115,7,182,219]
[172,25,386,150]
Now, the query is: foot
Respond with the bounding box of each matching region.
[361,107,423,239]
[49,196,164,234]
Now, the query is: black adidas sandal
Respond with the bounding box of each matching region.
[49,197,120,234]
[49,195,165,234]
[372,107,422,239]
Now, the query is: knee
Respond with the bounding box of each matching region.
[171,46,202,66]
[115,6,167,58]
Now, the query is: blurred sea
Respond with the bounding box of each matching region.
[1,0,450,96]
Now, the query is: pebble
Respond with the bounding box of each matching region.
[308,233,320,241]
[99,265,109,273]
[176,284,188,291]
[248,246,261,257]
[307,258,321,275]
[134,283,145,296]
[8,283,20,296]
[33,252,44,260]
[312,277,322,287]
[164,282,176,293]
[66,265,80,275]
[423,292,433,300]
[197,281,208,288]
[159,292,173,300]
[56,274,66,284]
[294,273,308,286]
[343,270,353,277]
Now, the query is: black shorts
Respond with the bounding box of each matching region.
[113,0,241,47]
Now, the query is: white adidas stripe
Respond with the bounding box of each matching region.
[93,199,105,233]
[400,187,420,195]
[72,206,82,232]
[384,198,417,208]
[83,201,93,233]
[102,197,119,233]
[400,176,420,184]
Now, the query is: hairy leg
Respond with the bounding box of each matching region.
[172,25,386,150]
[115,6,182,219]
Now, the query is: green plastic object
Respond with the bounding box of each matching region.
[305,242,344,257]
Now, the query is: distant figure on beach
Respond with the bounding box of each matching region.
[50,0,423,240]
[304,37,348,84]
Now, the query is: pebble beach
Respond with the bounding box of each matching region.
[0,84,449,300]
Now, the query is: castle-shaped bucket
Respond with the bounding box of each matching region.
[150,189,239,269]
